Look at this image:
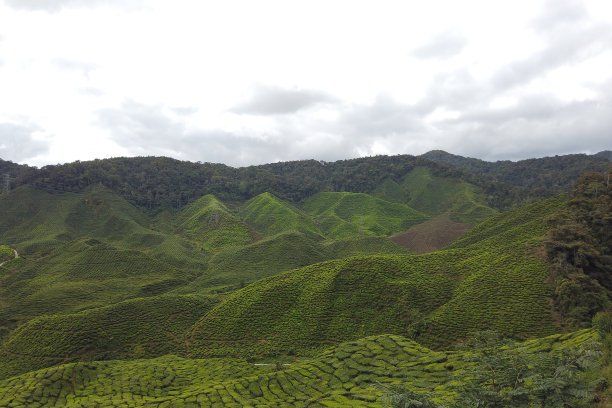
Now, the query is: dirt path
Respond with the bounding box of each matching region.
[0,248,18,267]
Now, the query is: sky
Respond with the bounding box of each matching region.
[0,0,611,168]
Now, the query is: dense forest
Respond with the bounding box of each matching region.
[1,151,610,213]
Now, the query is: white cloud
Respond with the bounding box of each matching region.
[0,0,610,167]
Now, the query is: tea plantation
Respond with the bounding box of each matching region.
[0,329,598,407]
[0,156,609,407]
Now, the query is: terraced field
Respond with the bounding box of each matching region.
[0,330,598,407]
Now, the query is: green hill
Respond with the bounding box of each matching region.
[186,195,565,358]
[0,239,198,325]
[0,294,219,380]
[399,167,498,225]
[184,231,329,293]
[0,329,597,407]
[175,194,257,250]
[240,192,324,237]
[302,192,429,240]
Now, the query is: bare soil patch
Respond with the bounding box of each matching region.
[391,213,471,254]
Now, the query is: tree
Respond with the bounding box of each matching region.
[452,331,601,408]
[380,385,446,408]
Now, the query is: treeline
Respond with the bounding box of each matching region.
[545,170,612,328]
[1,152,610,212]
[423,150,612,208]
[4,155,465,211]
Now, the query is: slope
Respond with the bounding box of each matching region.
[240,192,324,237]
[302,192,429,240]
[0,294,220,380]
[183,231,329,293]
[0,239,197,325]
[0,329,597,407]
[186,195,566,358]
[390,213,472,254]
[400,167,498,225]
[175,194,257,250]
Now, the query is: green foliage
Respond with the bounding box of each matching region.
[0,330,599,407]
[452,331,602,408]
[189,193,564,358]
[422,150,612,210]
[593,310,612,337]
[175,194,256,250]
[0,245,13,264]
[0,294,220,379]
[185,231,329,292]
[303,192,429,239]
[544,170,612,328]
[400,167,498,225]
[380,386,445,408]
[241,192,324,237]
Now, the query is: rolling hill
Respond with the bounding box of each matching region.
[240,192,324,237]
[302,192,430,240]
[175,194,257,251]
[0,154,610,406]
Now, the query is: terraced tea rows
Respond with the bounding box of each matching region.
[0,330,598,407]
[240,192,324,237]
[302,192,429,240]
[175,195,256,251]
[0,294,220,379]
[394,167,498,225]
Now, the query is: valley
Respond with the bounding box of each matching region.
[0,152,610,406]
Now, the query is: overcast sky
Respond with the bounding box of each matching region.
[0,0,611,167]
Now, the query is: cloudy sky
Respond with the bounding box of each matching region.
[0,0,611,167]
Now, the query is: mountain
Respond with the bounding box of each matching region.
[6,151,609,213]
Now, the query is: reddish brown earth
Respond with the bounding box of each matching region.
[391,213,471,254]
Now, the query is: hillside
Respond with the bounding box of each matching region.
[0,192,570,380]
[302,192,429,240]
[0,294,219,380]
[0,153,610,405]
[186,195,565,359]
[241,192,324,237]
[399,167,498,225]
[175,194,257,251]
[5,152,609,213]
[390,213,472,254]
[0,329,598,407]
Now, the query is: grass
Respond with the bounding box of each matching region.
[302,192,429,240]
[0,329,598,407]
